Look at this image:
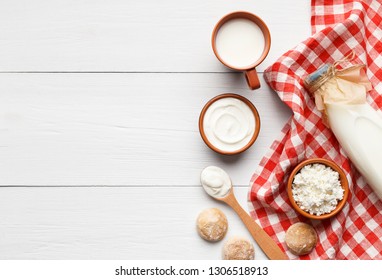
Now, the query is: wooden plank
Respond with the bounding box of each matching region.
[0,186,268,260]
[0,0,310,72]
[0,73,291,186]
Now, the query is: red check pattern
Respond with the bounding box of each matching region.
[248,0,382,259]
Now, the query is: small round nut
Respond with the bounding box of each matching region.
[285,222,318,256]
[222,236,255,260]
[196,208,228,242]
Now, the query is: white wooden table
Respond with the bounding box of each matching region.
[0,0,310,259]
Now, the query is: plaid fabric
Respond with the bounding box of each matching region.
[248,0,382,260]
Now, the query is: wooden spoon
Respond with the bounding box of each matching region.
[201,166,288,260]
[216,188,288,260]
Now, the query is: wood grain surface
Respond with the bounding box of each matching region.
[0,73,291,186]
[0,0,309,72]
[0,0,310,259]
[0,186,265,260]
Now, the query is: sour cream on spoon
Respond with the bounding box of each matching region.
[200,166,288,260]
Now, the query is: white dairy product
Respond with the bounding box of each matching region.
[292,163,344,216]
[304,63,382,200]
[216,18,265,68]
[203,97,256,152]
[327,103,382,198]
[201,166,231,198]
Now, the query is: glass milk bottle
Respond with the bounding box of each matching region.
[304,63,382,199]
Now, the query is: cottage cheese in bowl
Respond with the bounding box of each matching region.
[291,163,344,216]
[199,94,260,154]
[287,158,349,220]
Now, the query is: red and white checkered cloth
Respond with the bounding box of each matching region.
[249,0,382,260]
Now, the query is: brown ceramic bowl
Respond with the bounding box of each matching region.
[287,158,349,220]
[199,93,260,155]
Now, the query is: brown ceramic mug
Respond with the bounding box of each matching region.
[211,11,271,90]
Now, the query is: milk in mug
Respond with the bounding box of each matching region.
[215,18,265,68]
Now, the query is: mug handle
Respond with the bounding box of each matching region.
[245,68,261,90]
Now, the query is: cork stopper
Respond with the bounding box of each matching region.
[303,64,333,94]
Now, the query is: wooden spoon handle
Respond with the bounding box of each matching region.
[226,195,288,260]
